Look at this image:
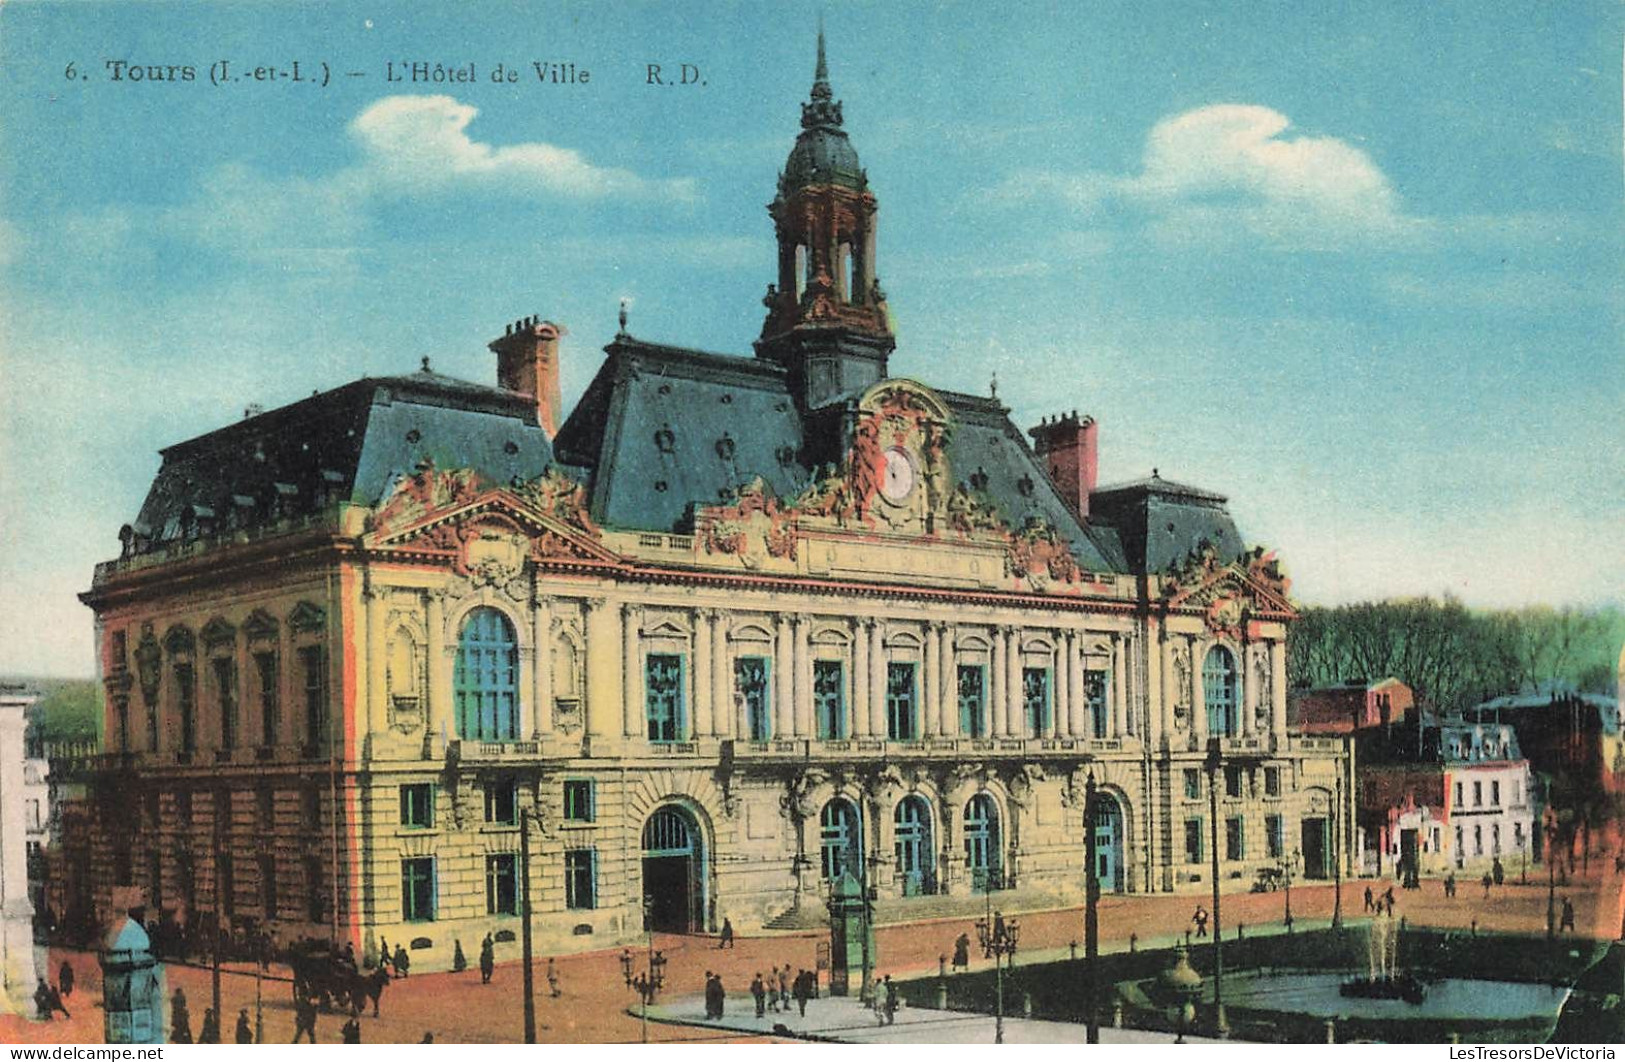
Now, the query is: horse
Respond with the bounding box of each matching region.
[348,967,390,1018]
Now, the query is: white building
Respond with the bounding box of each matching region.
[0,685,41,1015]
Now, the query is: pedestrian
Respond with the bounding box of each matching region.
[1482,871,1493,898]
[235,1008,253,1044]
[799,969,816,1016]
[33,981,54,1022]
[379,935,392,974]
[1382,886,1395,912]
[292,995,318,1043]
[480,933,495,985]
[547,956,560,997]
[1363,885,1373,912]
[393,943,410,978]
[58,960,74,999]
[1493,857,1504,886]
[420,1032,434,1044]
[171,988,193,1044]
[751,972,766,1018]
[766,965,779,1012]
[199,1007,220,1044]
[714,973,726,1018]
[1192,905,1209,938]
[952,932,970,971]
[1560,896,1576,933]
[341,1016,361,1044]
[719,917,735,949]
[704,971,718,1019]
[778,965,790,1011]
[883,975,898,1025]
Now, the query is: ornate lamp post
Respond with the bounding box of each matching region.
[1204,738,1227,1037]
[620,947,635,987]
[1282,847,1301,931]
[974,894,1019,1044]
[520,809,537,1044]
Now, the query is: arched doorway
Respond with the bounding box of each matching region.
[819,799,864,882]
[964,794,1002,892]
[642,805,705,933]
[1091,793,1125,892]
[893,796,934,896]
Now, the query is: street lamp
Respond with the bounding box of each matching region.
[1282,848,1301,931]
[1084,772,1100,1045]
[1544,800,1559,941]
[519,808,539,1044]
[974,895,1019,1044]
[620,947,634,987]
[1204,738,1227,1037]
[859,849,886,1005]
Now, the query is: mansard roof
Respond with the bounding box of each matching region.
[126,367,556,555]
[1088,472,1245,576]
[554,334,1128,573]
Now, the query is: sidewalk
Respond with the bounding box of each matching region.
[644,992,1222,1044]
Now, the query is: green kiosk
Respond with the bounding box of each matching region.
[826,872,876,998]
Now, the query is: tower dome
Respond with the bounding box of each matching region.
[778,27,866,197]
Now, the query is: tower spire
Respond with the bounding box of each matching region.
[812,16,831,101]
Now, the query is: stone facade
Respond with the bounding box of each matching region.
[0,686,41,1014]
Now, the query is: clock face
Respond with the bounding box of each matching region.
[881,447,917,501]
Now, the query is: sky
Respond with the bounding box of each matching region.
[1,1,1621,678]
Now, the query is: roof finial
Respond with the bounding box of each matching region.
[810,16,832,102]
[421,356,432,373]
[617,297,629,336]
[989,371,999,400]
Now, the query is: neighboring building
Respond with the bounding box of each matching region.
[63,32,1353,969]
[1468,686,1622,800]
[1289,678,1414,736]
[0,685,41,1014]
[1358,716,1536,879]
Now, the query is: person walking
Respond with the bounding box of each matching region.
[235,1008,253,1044]
[704,971,718,1019]
[33,981,57,1021]
[171,988,193,1043]
[1560,896,1576,933]
[1363,886,1374,912]
[58,961,74,999]
[547,956,561,998]
[883,975,898,1026]
[714,973,726,1019]
[952,932,971,972]
[479,933,495,985]
[292,995,318,1043]
[751,972,766,1017]
[1482,871,1493,898]
[766,965,779,1012]
[1493,857,1505,886]
[341,1016,361,1044]
[778,965,790,1012]
[1192,905,1210,938]
[393,943,410,978]
[199,1007,220,1044]
[719,917,735,949]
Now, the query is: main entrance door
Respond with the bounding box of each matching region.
[1301,817,1330,880]
[642,806,704,933]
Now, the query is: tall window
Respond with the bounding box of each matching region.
[1023,667,1051,736]
[813,660,845,740]
[1224,765,1243,798]
[564,780,595,822]
[1183,769,1201,800]
[174,663,196,756]
[1265,814,1284,860]
[1264,767,1281,797]
[258,853,277,919]
[213,657,238,751]
[485,779,518,826]
[893,797,934,896]
[1203,646,1238,737]
[886,662,917,740]
[1491,780,1500,806]
[402,858,435,921]
[564,849,597,909]
[819,799,863,881]
[964,794,1002,891]
[1473,781,1483,807]
[254,651,278,747]
[1085,670,1109,737]
[455,608,519,741]
[1226,817,1245,861]
[487,854,518,916]
[297,646,326,746]
[1185,818,1204,864]
[735,657,771,741]
[957,665,986,738]
[645,653,685,742]
[304,855,325,923]
[400,784,434,829]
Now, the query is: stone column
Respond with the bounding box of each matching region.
[363,583,387,747]
[425,591,450,740]
[709,611,731,739]
[793,616,813,738]
[1240,643,1257,739]
[584,598,622,741]
[775,614,795,739]
[937,624,957,738]
[1146,624,1164,750]
[694,608,713,740]
[622,605,643,739]
[1052,631,1070,739]
[1191,640,1208,746]
[922,624,939,738]
[1005,627,1023,737]
[868,620,887,738]
[531,596,552,737]
[852,619,870,738]
[990,628,1007,737]
[1113,638,1129,737]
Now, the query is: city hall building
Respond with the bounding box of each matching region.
[67,35,1353,967]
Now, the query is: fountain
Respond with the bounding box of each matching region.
[1340,909,1427,1004]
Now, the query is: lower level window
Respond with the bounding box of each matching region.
[565,848,597,910]
[1265,814,1284,860]
[1185,818,1204,864]
[402,857,436,921]
[487,854,518,916]
[1226,816,1245,860]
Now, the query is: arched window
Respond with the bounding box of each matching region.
[1203,646,1238,737]
[455,608,519,741]
[819,799,863,881]
[964,794,1002,892]
[893,796,935,896]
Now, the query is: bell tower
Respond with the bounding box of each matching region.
[756,27,895,411]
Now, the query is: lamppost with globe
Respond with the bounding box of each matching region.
[1281,847,1301,931]
[974,897,1019,1044]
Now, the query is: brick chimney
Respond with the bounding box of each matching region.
[1028,411,1098,521]
[489,316,565,436]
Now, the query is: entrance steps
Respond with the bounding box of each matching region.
[762,888,1068,933]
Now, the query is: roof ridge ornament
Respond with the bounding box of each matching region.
[800,23,843,130]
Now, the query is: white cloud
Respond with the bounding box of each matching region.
[987,104,1417,250]
[350,95,697,202]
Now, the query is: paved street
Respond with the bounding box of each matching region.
[3,864,1620,1044]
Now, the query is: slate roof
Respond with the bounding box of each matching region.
[1088,474,1245,574]
[125,368,556,554]
[553,335,1129,572]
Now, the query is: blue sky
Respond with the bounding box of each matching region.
[2,1,1621,677]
